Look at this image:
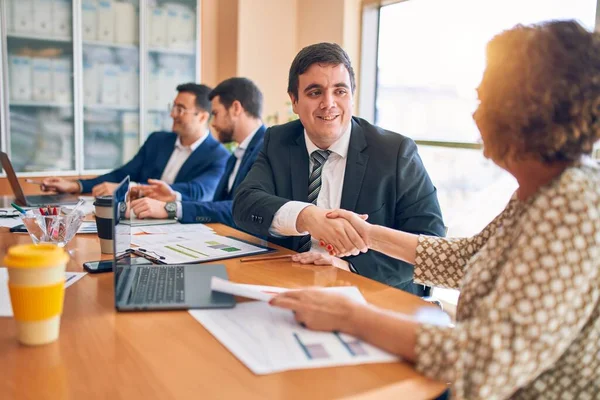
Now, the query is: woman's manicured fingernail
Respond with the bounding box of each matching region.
[326,244,333,251]
[319,240,325,246]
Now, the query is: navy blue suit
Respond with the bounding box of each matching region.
[233,118,445,289]
[179,125,266,227]
[80,131,230,201]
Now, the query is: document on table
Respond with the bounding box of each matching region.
[0,268,86,317]
[133,223,214,234]
[131,232,271,264]
[188,286,398,375]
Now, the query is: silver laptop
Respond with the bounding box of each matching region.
[112,176,236,311]
[0,151,80,206]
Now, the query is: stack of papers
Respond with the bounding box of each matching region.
[189,283,398,375]
[131,231,269,264]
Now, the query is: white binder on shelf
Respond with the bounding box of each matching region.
[149,7,167,47]
[32,58,53,101]
[52,0,72,38]
[82,0,98,41]
[52,58,72,104]
[83,62,99,105]
[12,0,34,34]
[96,0,115,43]
[8,56,32,101]
[114,2,137,44]
[33,0,53,35]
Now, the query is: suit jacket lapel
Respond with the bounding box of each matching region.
[213,153,237,201]
[340,120,368,211]
[290,126,309,202]
[174,134,215,182]
[232,125,267,190]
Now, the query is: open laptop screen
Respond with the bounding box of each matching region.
[112,176,135,307]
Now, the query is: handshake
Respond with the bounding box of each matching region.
[297,206,374,258]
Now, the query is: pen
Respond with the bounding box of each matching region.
[25,179,44,185]
[10,202,26,215]
[239,254,294,263]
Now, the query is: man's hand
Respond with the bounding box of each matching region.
[92,182,119,197]
[291,252,350,271]
[41,178,80,194]
[141,179,177,202]
[130,198,168,219]
[297,206,368,256]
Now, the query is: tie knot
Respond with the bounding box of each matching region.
[311,149,331,166]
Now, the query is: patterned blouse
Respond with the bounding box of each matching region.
[413,159,600,399]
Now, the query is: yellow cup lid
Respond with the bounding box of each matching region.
[3,244,69,269]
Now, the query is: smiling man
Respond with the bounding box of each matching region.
[233,43,445,294]
[41,83,229,201]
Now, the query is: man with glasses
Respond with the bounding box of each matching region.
[41,83,230,202]
[128,78,266,227]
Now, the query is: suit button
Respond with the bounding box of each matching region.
[196,217,202,222]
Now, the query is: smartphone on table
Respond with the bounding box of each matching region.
[82,257,153,273]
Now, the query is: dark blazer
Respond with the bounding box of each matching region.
[233,117,445,288]
[179,125,266,227]
[80,131,230,201]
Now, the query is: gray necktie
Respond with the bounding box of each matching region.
[297,149,332,253]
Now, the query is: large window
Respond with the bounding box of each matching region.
[371,0,597,237]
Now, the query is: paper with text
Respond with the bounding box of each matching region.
[188,287,396,374]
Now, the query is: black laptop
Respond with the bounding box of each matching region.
[0,151,80,206]
[112,176,236,311]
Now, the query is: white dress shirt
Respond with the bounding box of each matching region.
[161,133,208,202]
[269,123,352,255]
[228,127,260,192]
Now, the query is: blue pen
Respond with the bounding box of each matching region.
[10,203,26,215]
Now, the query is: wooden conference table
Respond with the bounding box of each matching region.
[0,222,447,399]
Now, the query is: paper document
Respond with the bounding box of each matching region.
[136,223,214,234]
[123,218,178,227]
[210,277,287,302]
[0,269,87,317]
[132,232,270,264]
[188,287,395,375]
[210,278,367,303]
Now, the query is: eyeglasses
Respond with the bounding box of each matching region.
[0,210,20,218]
[168,103,200,117]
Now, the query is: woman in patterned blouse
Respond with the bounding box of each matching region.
[270,20,600,399]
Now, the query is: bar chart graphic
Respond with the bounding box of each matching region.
[293,333,330,359]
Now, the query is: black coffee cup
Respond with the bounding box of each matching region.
[94,196,113,254]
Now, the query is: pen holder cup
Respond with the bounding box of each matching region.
[20,209,85,248]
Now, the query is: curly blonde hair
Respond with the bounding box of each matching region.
[474,20,600,163]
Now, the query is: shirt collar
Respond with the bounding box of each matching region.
[175,131,209,152]
[233,126,260,159]
[303,121,352,159]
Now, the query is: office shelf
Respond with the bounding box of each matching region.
[10,101,73,108]
[1,0,200,176]
[7,32,72,43]
[83,40,138,51]
[148,46,195,56]
[85,104,139,112]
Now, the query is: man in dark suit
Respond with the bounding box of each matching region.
[129,78,266,227]
[233,43,445,293]
[41,83,230,201]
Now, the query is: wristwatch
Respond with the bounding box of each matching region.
[164,202,177,219]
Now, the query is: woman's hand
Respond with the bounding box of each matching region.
[269,290,360,333]
[326,209,372,256]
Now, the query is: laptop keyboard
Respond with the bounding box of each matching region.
[131,266,185,304]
